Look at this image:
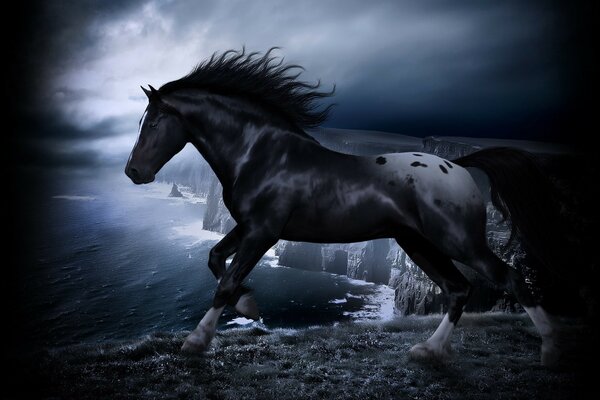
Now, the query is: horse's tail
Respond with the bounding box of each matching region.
[453,147,565,276]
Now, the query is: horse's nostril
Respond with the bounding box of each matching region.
[129,167,140,178]
[126,166,141,181]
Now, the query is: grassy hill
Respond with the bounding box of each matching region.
[19,313,592,399]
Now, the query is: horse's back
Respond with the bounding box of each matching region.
[277,149,485,251]
[368,152,487,257]
[368,152,480,204]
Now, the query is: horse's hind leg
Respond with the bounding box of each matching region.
[397,236,472,360]
[464,246,561,366]
[208,225,259,320]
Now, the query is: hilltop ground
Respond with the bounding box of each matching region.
[14,313,594,399]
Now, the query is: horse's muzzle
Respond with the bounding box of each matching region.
[125,165,155,184]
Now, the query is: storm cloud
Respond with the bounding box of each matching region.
[13,0,591,168]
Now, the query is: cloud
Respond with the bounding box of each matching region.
[15,111,139,168]
[19,111,138,139]
[16,134,136,169]
[20,0,575,168]
[17,139,106,168]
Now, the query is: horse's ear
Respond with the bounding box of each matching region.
[141,85,160,101]
[141,85,152,99]
[149,85,159,97]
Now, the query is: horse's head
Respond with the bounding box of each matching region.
[125,85,188,184]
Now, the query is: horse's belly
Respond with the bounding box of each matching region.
[280,195,409,243]
[281,220,388,243]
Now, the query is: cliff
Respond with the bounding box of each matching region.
[275,239,392,284]
[202,175,236,233]
[157,145,214,197]
[422,136,479,159]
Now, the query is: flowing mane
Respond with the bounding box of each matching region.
[159,47,335,131]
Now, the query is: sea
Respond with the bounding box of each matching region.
[19,170,394,348]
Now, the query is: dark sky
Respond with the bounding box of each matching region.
[9,0,595,169]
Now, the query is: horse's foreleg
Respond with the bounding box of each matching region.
[180,304,225,353]
[182,227,277,353]
[207,226,259,319]
[397,237,471,361]
[207,225,241,280]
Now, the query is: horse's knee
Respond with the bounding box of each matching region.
[208,248,217,265]
[211,273,259,318]
[213,279,248,307]
[208,248,225,278]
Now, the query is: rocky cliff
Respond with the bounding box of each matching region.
[422,136,479,159]
[157,145,214,198]
[201,175,236,233]
[275,240,392,284]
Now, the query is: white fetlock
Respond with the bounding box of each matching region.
[181,324,214,353]
[181,306,225,353]
[409,341,452,360]
[409,314,455,361]
[235,292,260,320]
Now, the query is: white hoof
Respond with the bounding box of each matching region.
[235,293,260,320]
[409,341,452,361]
[181,325,215,353]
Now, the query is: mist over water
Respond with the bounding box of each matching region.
[20,171,392,348]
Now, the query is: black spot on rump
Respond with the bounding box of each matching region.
[376,156,387,165]
[411,161,427,167]
[444,160,453,169]
[439,165,448,174]
[413,153,423,156]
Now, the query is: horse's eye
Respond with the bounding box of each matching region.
[150,121,158,128]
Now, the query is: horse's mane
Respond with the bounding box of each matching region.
[159,48,335,133]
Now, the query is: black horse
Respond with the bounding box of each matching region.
[125,48,563,365]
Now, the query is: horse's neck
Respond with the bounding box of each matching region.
[190,134,237,188]
[190,118,306,188]
[185,94,316,188]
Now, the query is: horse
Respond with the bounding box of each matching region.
[125,48,564,366]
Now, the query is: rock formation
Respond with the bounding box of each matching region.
[168,183,183,197]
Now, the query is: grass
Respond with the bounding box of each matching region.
[15,313,593,399]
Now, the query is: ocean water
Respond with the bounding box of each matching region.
[20,171,394,348]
